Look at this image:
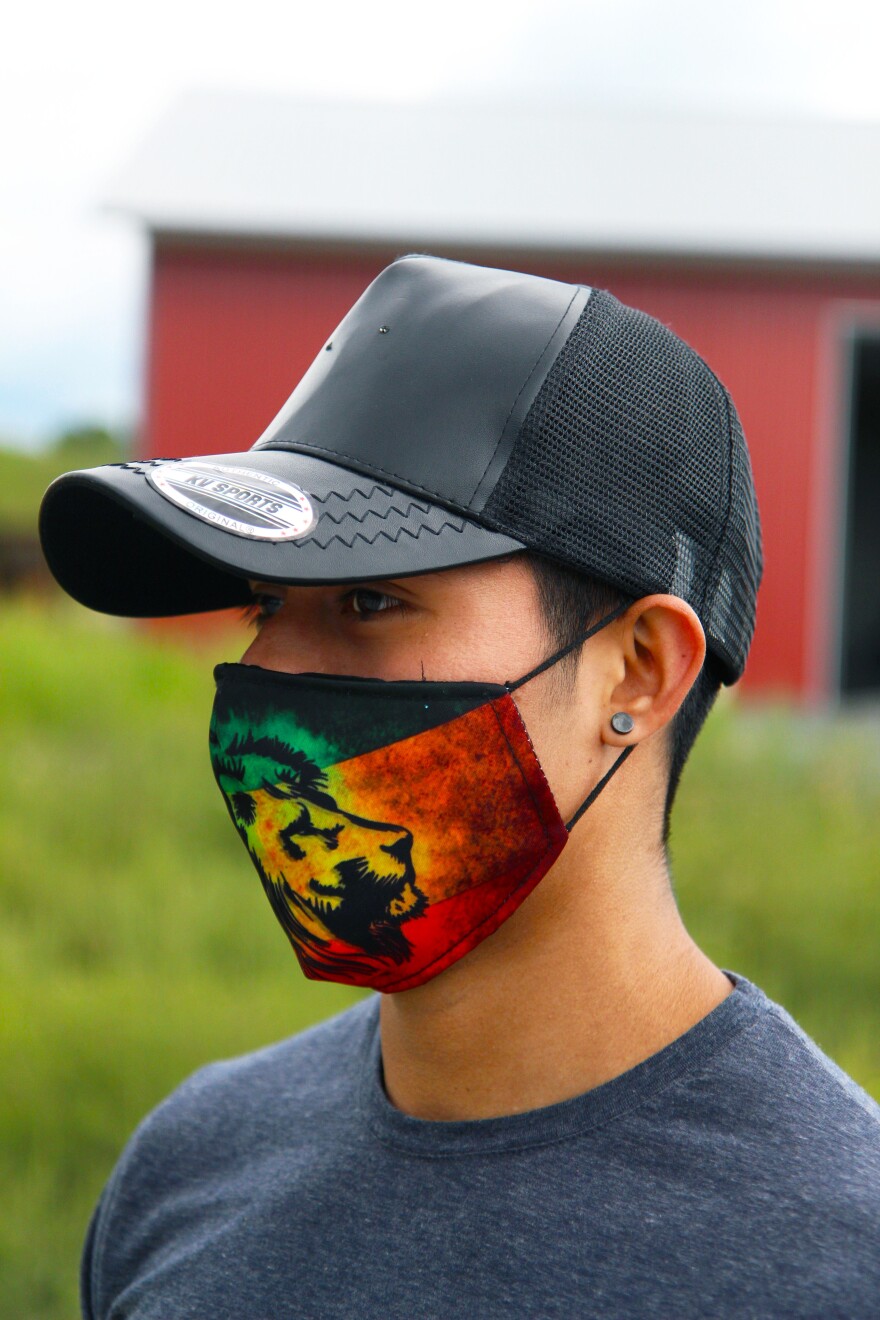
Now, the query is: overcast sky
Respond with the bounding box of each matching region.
[2,0,879,447]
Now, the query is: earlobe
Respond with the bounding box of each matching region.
[604,596,706,744]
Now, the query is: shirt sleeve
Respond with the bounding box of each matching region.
[80,1183,110,1320]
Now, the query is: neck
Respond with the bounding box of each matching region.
[378,834,731,1121]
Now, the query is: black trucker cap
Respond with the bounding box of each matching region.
[40,254,763,682]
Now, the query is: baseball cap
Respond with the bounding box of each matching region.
[39,254,762,682]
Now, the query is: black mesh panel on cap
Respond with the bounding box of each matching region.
[482,289,762,681]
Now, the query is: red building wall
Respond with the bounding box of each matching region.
[144,239,880,698]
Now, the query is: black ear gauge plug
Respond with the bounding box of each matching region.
[610,712,634,735]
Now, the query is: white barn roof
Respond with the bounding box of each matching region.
[106,90,880,264]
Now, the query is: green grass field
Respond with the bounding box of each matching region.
[2,599,879,1318]
[0,436,123,533]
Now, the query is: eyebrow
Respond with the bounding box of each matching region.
[247,577,419,600]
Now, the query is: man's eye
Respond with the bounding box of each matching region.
[242,593,285,629]
[347,589,406,619]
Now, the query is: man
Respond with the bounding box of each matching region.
[41,256,880,1318]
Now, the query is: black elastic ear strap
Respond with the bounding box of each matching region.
[502,601,635,831]
[505,601,631,693]
[565,744,634,831]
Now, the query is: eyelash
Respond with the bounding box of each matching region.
[348,589,410,621]
[242,589,408,630]
[241,596,283,630]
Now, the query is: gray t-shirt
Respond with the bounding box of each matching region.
[81,974,880,1318]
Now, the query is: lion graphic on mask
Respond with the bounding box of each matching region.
[212,729,426,977]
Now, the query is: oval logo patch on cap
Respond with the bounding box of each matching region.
[147,462,316,540]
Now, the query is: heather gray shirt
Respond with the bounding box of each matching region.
[82,974,880,1319]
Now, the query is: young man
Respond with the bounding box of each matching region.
[41,256,879,1317]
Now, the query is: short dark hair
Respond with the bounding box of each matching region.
[527,554,723,843]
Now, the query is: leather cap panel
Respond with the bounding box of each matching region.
[253,256,589,512]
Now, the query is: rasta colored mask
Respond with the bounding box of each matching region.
[209,610,632,993]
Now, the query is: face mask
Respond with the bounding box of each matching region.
[209,607,631,994]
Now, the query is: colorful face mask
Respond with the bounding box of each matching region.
[209,610,631,993]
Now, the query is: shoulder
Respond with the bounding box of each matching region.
[82,996,377,1316]
[754,991,880,1201]
[718,979,880,1152]
[614,976,880,1312]
[127,993,377,1155]
[678,977,880,1232]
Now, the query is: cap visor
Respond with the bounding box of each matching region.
[39,449,525,617]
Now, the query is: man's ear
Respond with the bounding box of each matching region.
[601,595,706,746]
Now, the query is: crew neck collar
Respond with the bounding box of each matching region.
[359,972,764,1157]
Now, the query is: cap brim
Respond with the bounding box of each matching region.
[39,448,525,617]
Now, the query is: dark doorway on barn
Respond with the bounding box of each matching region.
[839,333,880,696]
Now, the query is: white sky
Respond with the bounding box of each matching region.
[2,0,879,447]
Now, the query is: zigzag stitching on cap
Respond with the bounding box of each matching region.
[309,515,467,551]
[120,459,176,472]
[316,497,435,529]
[317,482,396,509]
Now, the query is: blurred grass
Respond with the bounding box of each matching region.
[0,434,123,533]
[1,600,364,1319]
[2,597,879,1317]
[672,695,880,1091]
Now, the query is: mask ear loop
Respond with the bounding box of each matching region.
[564,744,633,831]
[504,602,631,693]
[504,601,635,834]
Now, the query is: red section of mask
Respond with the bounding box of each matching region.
[288,693,568,991]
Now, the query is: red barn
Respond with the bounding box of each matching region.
[109,93,880,700]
